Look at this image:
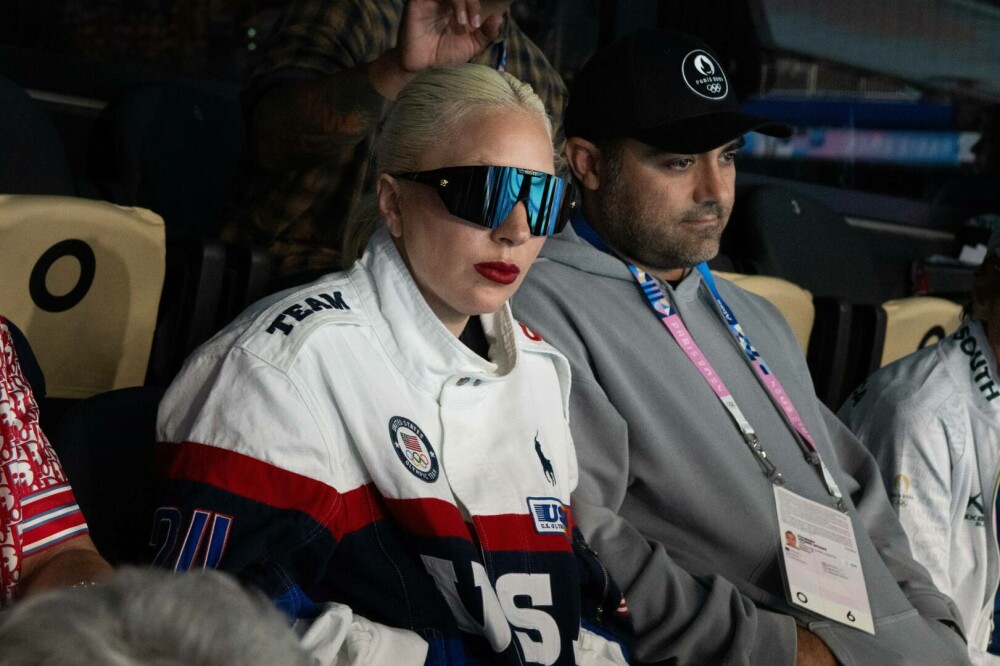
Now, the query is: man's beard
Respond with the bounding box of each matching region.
[592,174,729,273]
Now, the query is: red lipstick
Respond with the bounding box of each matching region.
[475,262,520,285]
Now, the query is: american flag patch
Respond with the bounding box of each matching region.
[388,416,439,483]
[402,433,423,452]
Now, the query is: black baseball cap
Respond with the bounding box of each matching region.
[565,30,792,154]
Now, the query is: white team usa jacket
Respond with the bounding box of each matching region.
[840,319,1000,665]
[155,228,631,665]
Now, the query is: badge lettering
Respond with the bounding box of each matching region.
[151,507,232,571]
[421,556,561,664]
[966,493,985,526]
[388,416,439,483]
[955,326,1000,401]
[266,291,351,336]
[527,497,569,536]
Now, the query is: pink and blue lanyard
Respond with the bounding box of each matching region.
[627,262,845,508]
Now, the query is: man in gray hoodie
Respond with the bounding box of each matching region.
[512,29,970,665]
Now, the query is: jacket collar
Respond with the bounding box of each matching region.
[356,228,520,396]
[940,319,1000,412]
[539,218,705,302]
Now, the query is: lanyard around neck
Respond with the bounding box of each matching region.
[627,262,844,507]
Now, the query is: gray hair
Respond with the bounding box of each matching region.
[340,63,555,265]
[0,567,311,666]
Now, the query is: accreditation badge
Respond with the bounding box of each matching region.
[774,485,874,634]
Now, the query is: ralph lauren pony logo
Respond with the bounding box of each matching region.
[534,432,555,486]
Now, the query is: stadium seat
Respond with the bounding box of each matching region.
[217,244,277,329]
[834,297,962,408]
[146,237,227,386]
[724,184,935,408]
[719,188,958,408]
[50,386,165,565]
[724,184,886,304]
[108,81,243,237]
[0,74,75,196]
[714,267,852,408]
[714,271,815,354]
[877,297,962,367]
[0,195,165,398]
[808,297,854,409]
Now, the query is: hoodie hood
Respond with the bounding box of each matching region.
[537,224,636,282]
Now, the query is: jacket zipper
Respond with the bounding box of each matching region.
[579,538,610,625]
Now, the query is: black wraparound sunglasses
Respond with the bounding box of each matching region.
[392,165,577,237]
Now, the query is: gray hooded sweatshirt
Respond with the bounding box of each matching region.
[511,227,968,665]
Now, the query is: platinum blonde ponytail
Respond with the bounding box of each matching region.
[340,63,554,265]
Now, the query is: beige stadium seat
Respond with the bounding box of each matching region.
[715,272,815,355]
[879,297,962,367]
[0,195,165,398]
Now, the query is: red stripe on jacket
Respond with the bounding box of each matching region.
[158,441,572,552]
[157,440,385,540]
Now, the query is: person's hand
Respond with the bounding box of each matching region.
[795,625,838,665]
[396,0,507,72]
[369,1,507,100]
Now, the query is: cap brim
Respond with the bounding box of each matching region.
[632,111,792,154]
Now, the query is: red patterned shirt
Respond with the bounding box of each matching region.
[0,317,88,606]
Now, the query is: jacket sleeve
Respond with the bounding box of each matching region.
[298,602,429,666]
[565,375,798,665]
[153,347,428,664]
[569,524,632,665]
[1,317,89,606]
[512,276,800,664]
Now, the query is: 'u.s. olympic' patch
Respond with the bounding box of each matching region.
[527,497,569,535]
[388,416,439,483]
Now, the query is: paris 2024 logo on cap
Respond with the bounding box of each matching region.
[681,50,728,100]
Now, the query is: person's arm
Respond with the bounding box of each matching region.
[513,284,841,664]
[837,399,956,605]
[18,535,112,598]
[153,349,427,664]
[252,0,506,173]
[567,376,813,665]
[822,407,964,633]
[0,317,113,603]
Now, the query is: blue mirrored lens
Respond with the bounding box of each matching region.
[482,167,570,235]
[393,166,574,236]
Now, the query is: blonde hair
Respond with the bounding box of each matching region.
[340,63,554,265]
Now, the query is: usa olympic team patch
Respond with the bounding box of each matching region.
[388,416,439,483]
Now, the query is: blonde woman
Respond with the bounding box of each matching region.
[153,64,632,665]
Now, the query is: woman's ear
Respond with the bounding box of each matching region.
[378,174,404,238]
[564,138,602,191]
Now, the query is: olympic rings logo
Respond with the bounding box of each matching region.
[406,450,429,468]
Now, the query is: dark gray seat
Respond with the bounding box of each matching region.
[0,74,75,196]
[725,184,884,304]
[724,185,884,408]
[50,386,166,566]
[109,82,243,238]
